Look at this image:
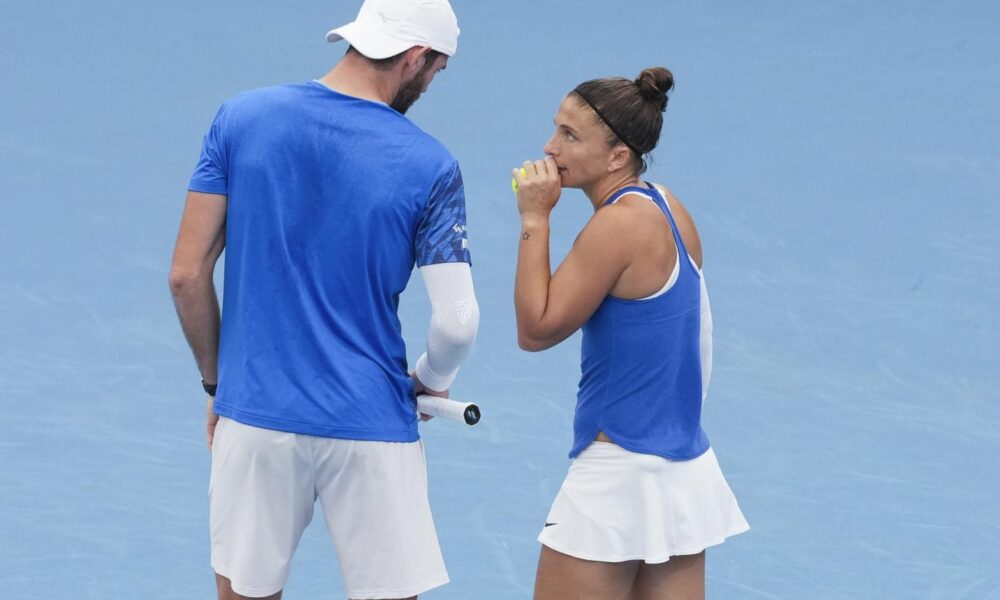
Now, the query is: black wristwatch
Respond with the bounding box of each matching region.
[202,379,218,396]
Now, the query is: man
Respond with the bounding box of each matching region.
[168,0,478,598]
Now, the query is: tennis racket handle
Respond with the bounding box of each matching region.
[416,395,481,425]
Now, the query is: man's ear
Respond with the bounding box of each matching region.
[401,46,432,77]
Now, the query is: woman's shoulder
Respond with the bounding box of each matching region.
[648,182,687,218]
[649,182,703,268]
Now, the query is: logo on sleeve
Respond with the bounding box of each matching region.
[454,299,473,325]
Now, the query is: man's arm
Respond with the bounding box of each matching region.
[413,262,479,395]
[169,191,227,389]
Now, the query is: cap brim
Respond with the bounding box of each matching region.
[324,21,416,60]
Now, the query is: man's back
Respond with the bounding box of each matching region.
[189,81,470,441]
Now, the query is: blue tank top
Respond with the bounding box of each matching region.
[571,183,710,460]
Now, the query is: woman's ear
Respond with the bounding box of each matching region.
[607,144,633,173]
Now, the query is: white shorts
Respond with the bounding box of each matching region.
[538,442,749,564]
[209,417,449,599]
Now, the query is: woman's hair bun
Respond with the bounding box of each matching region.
[635,67,673,112]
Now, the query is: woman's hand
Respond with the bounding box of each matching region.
[514,157,561,221]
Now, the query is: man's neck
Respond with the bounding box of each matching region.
[317,55,398,105]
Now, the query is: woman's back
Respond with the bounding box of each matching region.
[573,183,710,461]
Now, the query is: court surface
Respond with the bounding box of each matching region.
[1,1,998,598]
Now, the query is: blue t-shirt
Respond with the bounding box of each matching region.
[188,81,471,442]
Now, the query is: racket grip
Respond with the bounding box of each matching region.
[416,395,481,425]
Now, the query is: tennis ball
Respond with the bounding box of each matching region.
[511,168,527,193]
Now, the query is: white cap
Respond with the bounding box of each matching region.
[325,0,460,59]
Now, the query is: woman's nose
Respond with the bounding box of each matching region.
[543,136,558,156]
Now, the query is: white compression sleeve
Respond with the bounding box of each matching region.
[413,262,480,391]
[699,270,714,404]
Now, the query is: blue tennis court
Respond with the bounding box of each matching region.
[2,1,997,597]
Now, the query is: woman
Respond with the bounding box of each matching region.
[513,68,749,600]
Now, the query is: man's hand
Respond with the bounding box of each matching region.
[411,371,448,421]
[206,395,219,450]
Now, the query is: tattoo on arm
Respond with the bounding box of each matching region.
[521,231,531,240]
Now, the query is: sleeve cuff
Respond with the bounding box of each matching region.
[188,179,228,195]
[414,353,458,392]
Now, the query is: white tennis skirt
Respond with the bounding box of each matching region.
[538,442,749,563]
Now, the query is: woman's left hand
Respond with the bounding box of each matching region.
[514,157,561,220]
